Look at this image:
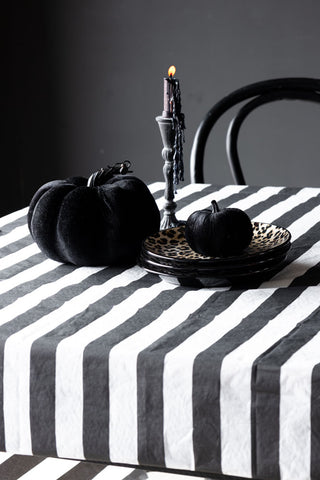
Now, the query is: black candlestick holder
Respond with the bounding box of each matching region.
[156,115,180,230]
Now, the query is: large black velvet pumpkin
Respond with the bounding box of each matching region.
[185,199,253,257]
[28,162,160,266]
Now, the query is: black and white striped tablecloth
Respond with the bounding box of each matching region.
[1,182,320,480]
[0,451,204,479]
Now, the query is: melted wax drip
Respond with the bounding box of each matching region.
[168,77,186,187]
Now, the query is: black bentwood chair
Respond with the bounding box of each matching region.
[190,78,320,185]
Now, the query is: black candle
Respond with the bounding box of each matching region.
[162,66,185,186]
[163,65,176,117]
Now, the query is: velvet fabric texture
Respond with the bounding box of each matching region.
[185,199,253,257]
[28,174,160,266]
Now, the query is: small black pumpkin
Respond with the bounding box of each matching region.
[185,199,253,257]
[28,162,160,266]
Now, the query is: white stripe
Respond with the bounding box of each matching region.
[176,185,247,219]
[0,225,30,249]
[284,203,320,242]
[220,285,320,478]
[0,243,41,273]
[279,331,320,480]
[0,258,59,296]
[0,207,28,228]
[3,266,144,454]
[253,187,320,224]
[109,289,214,465]
[0,451,13,464]
[156,183,210,210]
[0,265,104,326]
[260,240,320,288]
[91,465,135,480]
[147,472,202,479]
[147,182,165,194]
[231,186,284,210]
[17,457,79,480]
[55,279,175,460]
[163,288,274,470]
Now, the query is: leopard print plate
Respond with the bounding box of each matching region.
[143,222,291,263]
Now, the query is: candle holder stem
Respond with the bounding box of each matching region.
[156,115,180,230]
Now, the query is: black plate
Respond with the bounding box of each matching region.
[139,249,288,276]
[141,241,291,270]
[138,253,288,288]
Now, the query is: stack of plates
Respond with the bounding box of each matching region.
[138,222,291,287]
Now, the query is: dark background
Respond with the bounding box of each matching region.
[5,0,320,216]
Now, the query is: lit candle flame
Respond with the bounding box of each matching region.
[168,65,176,78]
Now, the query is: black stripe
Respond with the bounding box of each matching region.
[136,289,242,469]
[252,305,320,479]
[169,185,228,216]
[280,222,320,274]
[0,252,45,283]
[57,461,106,480]
[152,189,164,201]
[108,460,261,478]
[0,454,44,479]
[0,237,34,262]
[289,261,320,287]
[172,185,253,218]
[192,287,304,474]
[268,194,320,229]
[0,214,28,232]
[0,263,73,309]
[311,362,320,480]
[82,286,187,463]
[29,268,146,456]
[123,469,149,479]
[244,187,299,219]
[211,186,253,210]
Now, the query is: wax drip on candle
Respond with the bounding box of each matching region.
[167,68,185,187]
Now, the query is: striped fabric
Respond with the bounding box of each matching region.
[0,451,203,479]
[0,183,320,480]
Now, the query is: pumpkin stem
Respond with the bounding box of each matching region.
[87,161,132,187]
[211,200,220,213]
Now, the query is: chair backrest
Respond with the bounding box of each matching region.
[190,78,320,184]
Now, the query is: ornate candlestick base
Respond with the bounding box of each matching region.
[156,115,180,230]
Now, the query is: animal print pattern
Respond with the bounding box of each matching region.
[143,223,291,261]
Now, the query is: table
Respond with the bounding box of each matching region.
[0,182,320,480]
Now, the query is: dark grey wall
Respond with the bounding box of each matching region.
[6,0,320,216]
